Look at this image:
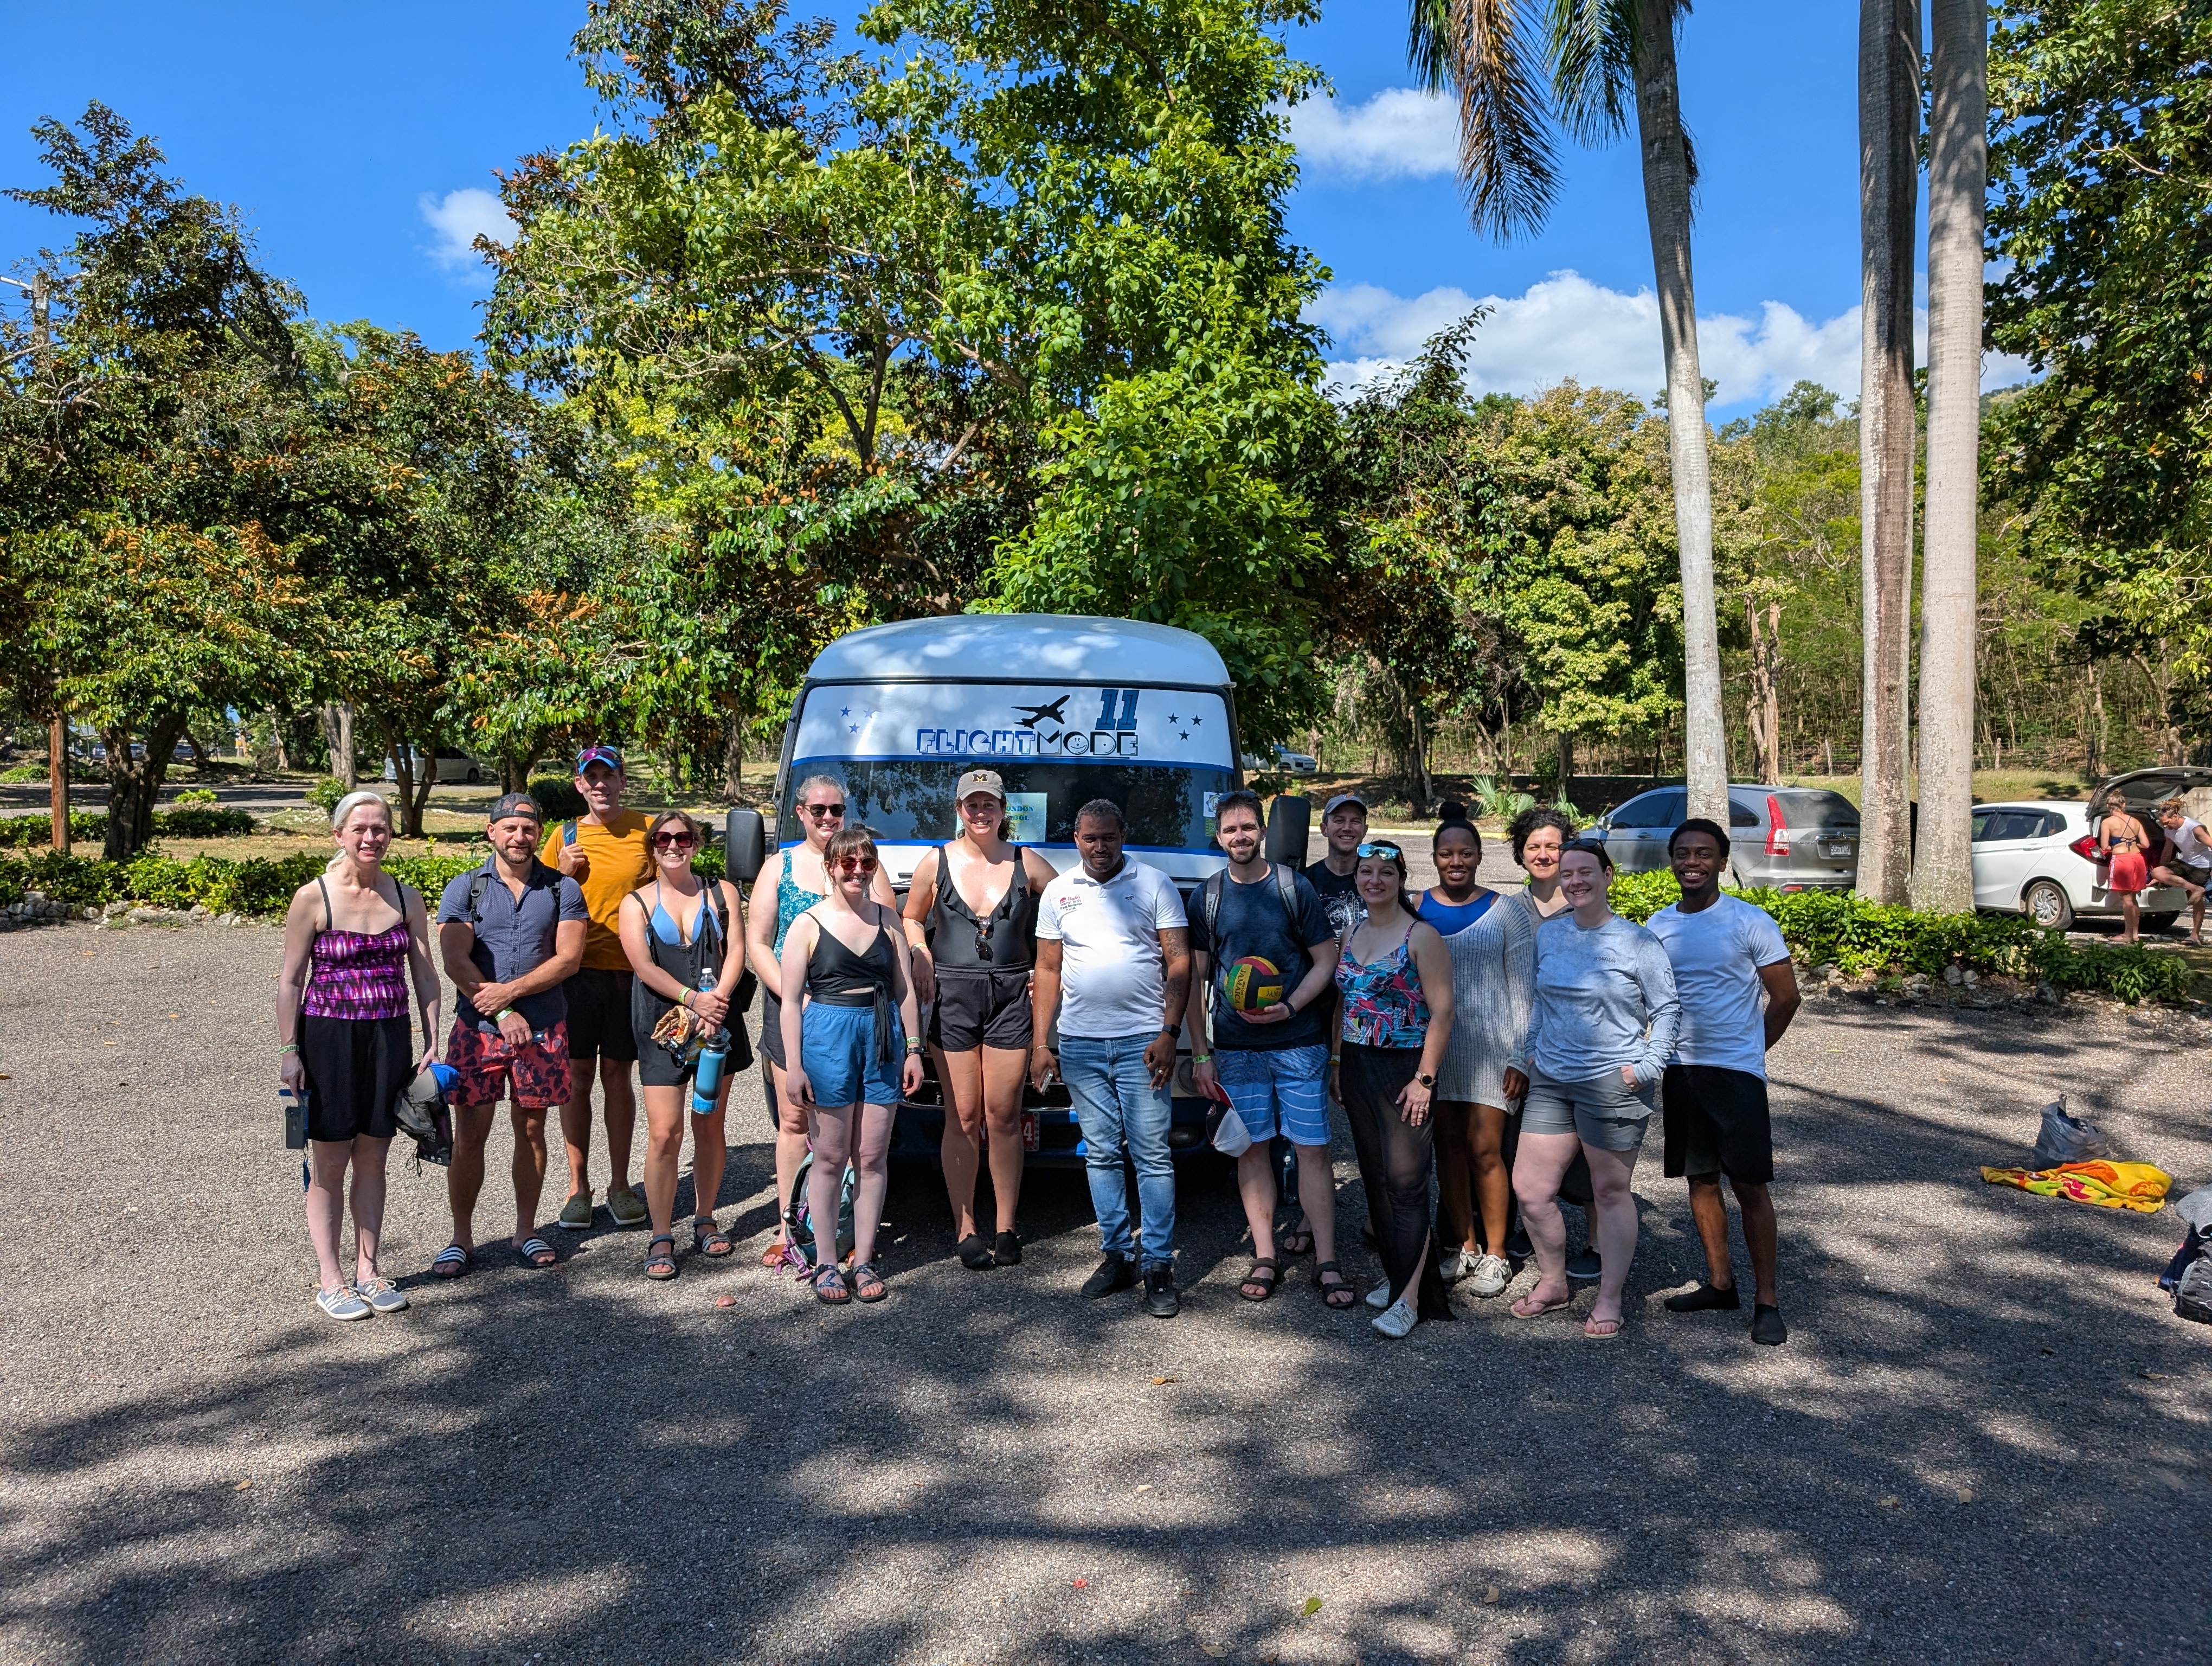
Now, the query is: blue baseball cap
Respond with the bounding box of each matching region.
[575,745,623,775]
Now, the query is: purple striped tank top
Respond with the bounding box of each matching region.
[303,916,411,1021]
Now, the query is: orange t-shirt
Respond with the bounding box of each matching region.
[540,810,654,971]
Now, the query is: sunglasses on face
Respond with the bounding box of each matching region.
[652,832,695,850]
[1356,842,1402,859]
[836,855,879,875]
[802,802,846,819]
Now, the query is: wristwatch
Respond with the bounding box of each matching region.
[1414,1071,1436,1088]
[1160,1022,1181,1040]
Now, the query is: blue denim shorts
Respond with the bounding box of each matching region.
[800,1003,904,1107]
[1216,1043,1334,1147]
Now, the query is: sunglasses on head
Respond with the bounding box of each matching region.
[652,831,695,850]
[802,802,846,819]
[836,855,878,875]
[1356,842,1403,858]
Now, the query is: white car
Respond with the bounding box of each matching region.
[1970,798,2189,933]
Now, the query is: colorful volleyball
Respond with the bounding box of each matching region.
[1221,955,1284,1013]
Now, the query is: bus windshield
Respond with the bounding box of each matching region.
[784,679,1238,854]
[778,760,1236,851]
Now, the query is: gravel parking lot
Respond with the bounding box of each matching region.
[1,920,2207,1665]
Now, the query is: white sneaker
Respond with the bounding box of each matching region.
[1365,1279,1392,1310]
[316,1285,372,1322]
[1437,1248,1471,1284]
[1467,1253,1512,1297]
[1372,1297,1418,1338]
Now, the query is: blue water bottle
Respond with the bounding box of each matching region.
[690,962,729,1114]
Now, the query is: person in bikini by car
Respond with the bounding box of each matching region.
[902,769,1058,1271]
[2097,793,2157,944]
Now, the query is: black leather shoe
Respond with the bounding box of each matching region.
[1143,1264,1181,1318]
[1081,1254,1137,1299]
[1751,1304,1788,1345]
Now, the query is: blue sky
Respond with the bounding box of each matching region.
[0,1,1997,420]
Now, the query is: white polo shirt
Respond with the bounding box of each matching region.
[1036,857,1189,1040]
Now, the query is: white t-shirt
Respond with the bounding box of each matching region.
[1036,858,1188,1040]
[1645,894,1791,1079]
[2170,817,2212,866]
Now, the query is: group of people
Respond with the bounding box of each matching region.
[2094,792,2212,944]
[276,752,1801,1347]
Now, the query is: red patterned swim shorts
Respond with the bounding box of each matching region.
[446,1019,573,1109]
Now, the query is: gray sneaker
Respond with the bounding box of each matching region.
[1365,1279,1392,1310]
[1465,1253,1512,1297]
[316,1285,372,1322]
[607,1186,648,1229]
[355,1277,409,1314]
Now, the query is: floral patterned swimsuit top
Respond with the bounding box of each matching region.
[773,848,825,956]
[1335,926,1431,1049]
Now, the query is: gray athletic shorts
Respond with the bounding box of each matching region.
[1521,1067,1657,1151]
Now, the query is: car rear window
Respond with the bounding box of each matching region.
[1773,790,1860,830]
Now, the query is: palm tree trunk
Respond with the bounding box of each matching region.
[1857,0,1920,905]
[1631,0,1726,825]
[1909,0,1985,913]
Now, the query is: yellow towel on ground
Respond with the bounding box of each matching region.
[1979,1160,2172,1212]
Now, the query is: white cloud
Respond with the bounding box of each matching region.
[1314,270,2035,409]
[419,187,515,270]
[1287,88,1457,183]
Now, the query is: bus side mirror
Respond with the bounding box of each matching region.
[1264,794,1309,869]
[725,809,767,883]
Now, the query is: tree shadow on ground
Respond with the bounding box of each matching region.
[3,1001,2209,1665]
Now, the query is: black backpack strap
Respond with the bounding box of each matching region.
[466,864,491,925]
[1274,862,1300,931]
[315,876,332,933]
[1201,870,1224,946]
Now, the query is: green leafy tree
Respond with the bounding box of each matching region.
[1986,0,2212,755]
[0,105,314,857]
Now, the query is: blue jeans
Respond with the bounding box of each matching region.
[1058,1033,1176,1269]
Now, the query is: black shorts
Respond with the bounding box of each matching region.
[929,969,1033,1052]
[299,1014,410,1142]
[562,967,639,1062]
[760,989,786,1070]
[1662,1064,1773,1184]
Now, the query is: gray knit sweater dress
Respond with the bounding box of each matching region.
[1430,887,1538,1106]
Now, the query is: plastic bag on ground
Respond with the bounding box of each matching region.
[2031,1096,2110,1168]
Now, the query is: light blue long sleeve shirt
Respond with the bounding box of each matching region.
[1512,911,1683,1086]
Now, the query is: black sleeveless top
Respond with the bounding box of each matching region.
[804,911,899,1063]
[923,844,1039,975]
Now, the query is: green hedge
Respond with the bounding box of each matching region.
[1606,870,2196,1005]
[0,844,724,918]
[0,807,257,848]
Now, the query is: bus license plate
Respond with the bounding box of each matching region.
[1021,1111,1040,1153]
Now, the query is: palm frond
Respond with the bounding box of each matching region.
[1409,0,1455,91]
[1547,0,1637,144]
[1442,0,1562,240]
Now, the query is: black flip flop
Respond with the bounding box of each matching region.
[430,1243,472,1280]
[515,1236,557,1270]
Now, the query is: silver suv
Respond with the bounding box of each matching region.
[1590,784,1860,890]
